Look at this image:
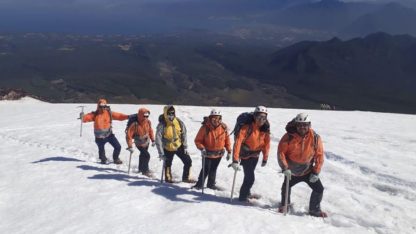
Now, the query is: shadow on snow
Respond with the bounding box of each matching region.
[32,156,85,163]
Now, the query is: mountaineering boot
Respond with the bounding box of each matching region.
[191,184,202,190]
[278,203,294,213]
[165,166,173,183]
[309,210,328,218]
[248,193,262,200]
[142,171,154,178]
[207,185,223,191]
[113,158,123,164]
[182,178,197,183]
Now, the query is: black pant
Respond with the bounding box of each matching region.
[137,146,150,173]
[280,172,324,212]
[95,134,121,161]
[239,157,259,201]
[195,157,222,188]
[164,146,192,181]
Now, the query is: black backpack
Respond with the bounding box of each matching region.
[285,118,297,135]
[285,119,319,151]
[125,114,138,134]
[232,112,270,141]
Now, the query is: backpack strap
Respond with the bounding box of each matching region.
[204,123,228,140]
[312,130,319,152]
[286,130,318,151]
[92,108,113,132]
[243,124,253,144]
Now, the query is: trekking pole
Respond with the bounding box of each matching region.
[77,106,86,137]
[201,152,206,194]
[229,164,238,202]
[160,159,165,183]
[127,151,133,174]
[284,175,290,215]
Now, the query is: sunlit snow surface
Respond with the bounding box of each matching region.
[1,98,415,234]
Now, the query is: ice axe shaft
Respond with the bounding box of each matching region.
[229,164,238,202]
[160,159,165,183]
[284,175,290,215]
[127,151,133,174]
[77,106,86,137]
[201,153,206,194]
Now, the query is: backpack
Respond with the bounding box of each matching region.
[158,114,184,130]
[201,116,227,137]
[232,112,270,141]
[125,114,138,134]
[285,119,319,151]
[92,106,113,132]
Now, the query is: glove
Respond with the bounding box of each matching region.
[226,152,231,161]
[230,162,241,171]
[159,154,165,161]
[151,141,156,147]
[126,147,134,154]
[283,169,292,181]
[200,148,207,157]
[79,112,84,120]
[261,160,267,167]
[309,173,319,183]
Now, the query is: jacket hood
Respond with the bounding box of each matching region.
[138,108,150,122]
[163,105,175,122]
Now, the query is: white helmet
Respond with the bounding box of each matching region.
[254,105,268,114]
[294,113,311,123]
[210,109,222,116]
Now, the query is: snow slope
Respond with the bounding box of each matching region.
[1,98,415,234]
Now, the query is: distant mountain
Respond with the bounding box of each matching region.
[0,32,315,108]
[344,2,416,36]
[268,32,416,113]
[270,0,378,32]
[1,32,415,113]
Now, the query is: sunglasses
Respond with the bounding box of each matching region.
[255,115,267,121]
[297,123,310,128]
[167,112,175,116]
[144,115,149,118]
[99,104,108,108]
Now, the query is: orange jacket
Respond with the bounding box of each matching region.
[233,122,270,162]
[278,128,324,176]
[126,108,155,148]
[194,122,231,158]
[83,108,128,138]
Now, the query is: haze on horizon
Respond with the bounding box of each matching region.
[0,0,414,34]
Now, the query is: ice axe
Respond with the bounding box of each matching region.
[77,106,86,137]
[160,158,165,183]
[127,151,133,174]
[201,151,206,194]
[229,163,238,202]
[284,175,290,215]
